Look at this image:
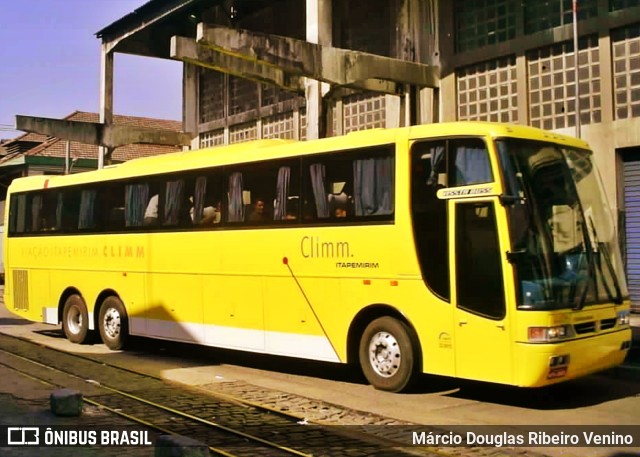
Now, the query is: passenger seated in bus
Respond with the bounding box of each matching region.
[144,194,159,225]
[284,209,297,220]
[190,198,220,225]
[329,190,349,218]
[248,197,267,222]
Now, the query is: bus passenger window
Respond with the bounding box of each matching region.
[78,190,97,230]
[191,175,223,226]
[162,180,186,226]
[40,192,60,232]
[450,138,492,186]
[9,194,27,234]
[248,196,268,222]
[329,188,350,218]
[144,194,159,226]
[125,183,150,227]
[61,190,80,231]
[274,165,299,222]
[226,172,245,222]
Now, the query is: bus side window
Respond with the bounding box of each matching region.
[123,183,151,227]
[61,190,80,231]
[303,147,394,221]
[102,184,125,230]
[27,194,43,232]
[226,171,246,223]
[191,174,223,226]
[304,160,353,220]
[78,189,97,230]
[273,164,300,221]
[9,194,27,234]
[455,202,505,319]
[450,138,493,186]
[162,179,187,227]
[40,191,60,232]
[411,140,449,301]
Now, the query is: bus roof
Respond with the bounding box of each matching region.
[7,122,590,192]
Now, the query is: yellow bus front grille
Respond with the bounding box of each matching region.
[12,270,29,311]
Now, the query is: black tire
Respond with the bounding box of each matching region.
[98,296,128,350]
[62,294,90,344]
[358,316,418,392]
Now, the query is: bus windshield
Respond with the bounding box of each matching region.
[497,139,627,311]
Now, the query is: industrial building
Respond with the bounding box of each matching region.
[13,0,640,305]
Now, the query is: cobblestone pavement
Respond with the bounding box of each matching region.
[0,291,638,457]
[0,333,562,457]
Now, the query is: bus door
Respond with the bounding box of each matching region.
[451,199,513,384]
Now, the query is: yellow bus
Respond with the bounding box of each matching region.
[2,122,632,392]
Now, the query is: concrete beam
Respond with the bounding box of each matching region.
[16,115,192,149]
[196,24,439,93]
[170,36,304,94]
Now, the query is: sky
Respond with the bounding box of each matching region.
[0,0,182,139]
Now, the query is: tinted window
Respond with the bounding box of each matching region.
[455,202,505,319]
[302,146,394,221]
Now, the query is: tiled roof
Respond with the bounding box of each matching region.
[0,111,183,165]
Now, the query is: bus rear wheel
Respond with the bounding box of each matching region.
[359,316,417,392]
[98,296,128,350]
[62,294,89,344]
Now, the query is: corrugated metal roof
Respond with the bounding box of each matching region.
[95,0,200,39]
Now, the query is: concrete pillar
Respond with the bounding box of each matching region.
[99,44,114,168]
[438,0,456,122]
[183,62,198,150]
[305,0,332,139]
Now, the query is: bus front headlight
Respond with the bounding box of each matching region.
[617,310,630,326]
[528,325,573,342]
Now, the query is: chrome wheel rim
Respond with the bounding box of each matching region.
[368,331,401,378]
[102,307,121,340]
[66,306,83,335]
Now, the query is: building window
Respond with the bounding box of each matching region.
[612,24,640,119]
[528,36,601,130]
[229,123,258,144]
[343,93,386,134]
[334,0,392,57]
[610,0,640,11]
[200,130,225,148]
[457,56,518,123]
[525,0,597,34]
[199,70,225,124]
[299,108,307,141]
[455,0,516,52]
[229,76,258,116]
[263,113,296,139]
[261,84,296,108]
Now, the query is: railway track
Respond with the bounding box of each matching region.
[0,333,430,457]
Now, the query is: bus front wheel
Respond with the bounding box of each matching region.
[98,296,128,350]
[62,294,89,344]
[359,316,417,392]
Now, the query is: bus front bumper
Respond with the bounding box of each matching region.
[514,328,631,387]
